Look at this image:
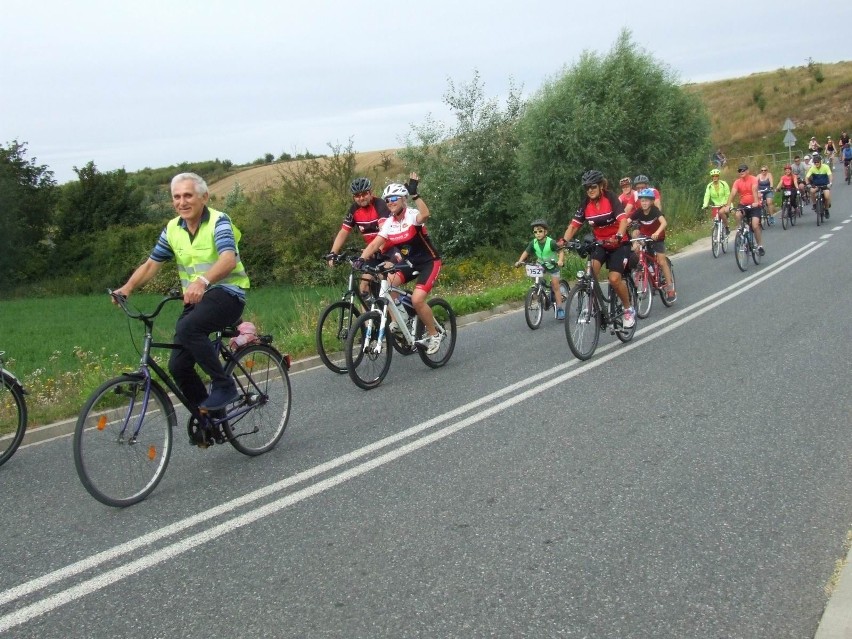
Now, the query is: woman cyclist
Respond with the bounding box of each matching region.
[560,170,635,328]
[757,165,775,223]
[702,168,731,235]
[773,164,799,213]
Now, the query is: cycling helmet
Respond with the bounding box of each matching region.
[709,168,721,176]
[581,170,604,186]
[530,219,549,230]
[350,177,372,194]
[381,183,409,199]
[813,154,822,162]
[637,188,656,200]
[784,164,792,169]
[633,174,650,186]
[619,176,632,185]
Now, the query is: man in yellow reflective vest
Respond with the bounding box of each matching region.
[114,172,250,410]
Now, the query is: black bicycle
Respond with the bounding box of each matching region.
[518,262,569,329]
[733,206,762,272]
[779,188,797,230]
[811,185,828,226]
[0,351,27,467]
[563,239,638,361]
[73,291,292,507]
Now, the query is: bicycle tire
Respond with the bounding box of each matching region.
[316,300,361,374]
[816,198,823,226]
[0,373,26,467]
[781,203,789,230]
[614,281,636,343]
[721,226,729,254]
[659,257,676,307]
[524,287,544,330]
[633,265,653,319]
[223,344,291,456]
[345,311,392,390]
[417,298,457,369]
[790,202,797,226]
[734,231,749,272]
[73,375,175,507]
[564,285,600,360]
[751,235,762,265]
[711,222,721,258]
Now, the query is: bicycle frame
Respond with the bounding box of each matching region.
[359,276,421,354]
[573,245,621,328]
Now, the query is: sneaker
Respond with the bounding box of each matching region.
[556,308,565,320]
[757,245,765,256]
[666,288,677,301]
[199,383,239,411]
[824,209,829,219]
[425,332,444,355]
[724,226,730,236]
[622,307,636,328]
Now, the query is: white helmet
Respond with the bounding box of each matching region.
[382,183,409,199]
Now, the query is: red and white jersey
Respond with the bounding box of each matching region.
[379,208,440,263]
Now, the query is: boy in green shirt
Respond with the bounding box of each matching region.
[515,219,566,319]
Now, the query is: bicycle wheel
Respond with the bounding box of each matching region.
[73,375,174,507]
[781,203,789,230]
[711,222,721,258]
[815,198,823,226]
[721,225,729,254]
[659,257,676,307]
[633,265,653,319]
[564,285,600,360]
[734,231,749,272]
[223,344,291,456]
[751,234,762,265]
[524,287,544,330]
[613,282,636,343]
[316,300,361,374]
[0,373,26,467]
[345,311,392,390]
[417,297,457,369]
[790,202,797,226]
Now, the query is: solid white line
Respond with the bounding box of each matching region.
[0,240,828,631]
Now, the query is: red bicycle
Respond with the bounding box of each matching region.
[630,236,676,319]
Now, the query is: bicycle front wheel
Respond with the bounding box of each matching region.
[345,311,392,390]
[815,199,823,226]
[734,231,749,272]
[223,344,291,456]
[781,203,789,230]
[0,373,26,467]
[524,287,544,330]
[565,285,600,360]
[417,297,457,369]
[633,265,653,319]
[73,376,175,507]
[316,300,361,374]
[711,223,721,258]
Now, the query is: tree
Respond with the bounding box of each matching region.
[518,29,712,219]
[0,141,57,286]
[399,70,526,256]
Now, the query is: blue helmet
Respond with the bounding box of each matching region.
[637,188,656,200]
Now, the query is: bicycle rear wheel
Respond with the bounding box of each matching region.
[815,198,823,226]
[0,373,26,467]
[633,265,653,319]
[751,235,762,265]
[417,297,457,368]
[73,375,174,507]
[659,257,676,307]
[223,344,291,455]
[613,282,636,343]
[734,231,749,272]
[345,311,392,390]
[524,287,544,330]
[564,285,600,360]
[316,300,361,374]
[711,222,721,258]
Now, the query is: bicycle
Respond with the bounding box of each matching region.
[758,191,772,229]
[563,238,638,361]
[708,206,730,258]
[845,161,851,185]
[518,262,569,330]
[344,261,456,390]
[630,236,676,320]
[733,206,762,272]
[811,186,828,226]
[0,352,27,468]
[316,251,379,374]
[779,188,797,230]
[73,291,292,507]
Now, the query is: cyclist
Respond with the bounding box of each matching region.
[702,168,731,235]
[632,174,661,210]
[560,170,636,328]
[825,137,837,169]
[809,136,821,154]
[841,142,852,181]
[757,165,775,223]
[773,164,799,212]
[725,164,765,256]
[805,154,833,217]
[790,155,808,201]
[514,219,566,319]
[113,172,250,410]
[356,174,445,355]
[630,188,675,301]
[840,131,850,148]
[617,177,637,216]
[327,177,392,295]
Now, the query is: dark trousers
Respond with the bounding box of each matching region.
[168,288,245,406]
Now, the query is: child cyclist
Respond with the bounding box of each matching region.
[630,188,676,301]
[515,219,566,319]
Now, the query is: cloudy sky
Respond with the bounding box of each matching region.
[2,0,850,183]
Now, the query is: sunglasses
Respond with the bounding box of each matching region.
[384,195,403,203]
[738,169,746,173]
[353,191,371,198]
[585,184,600,191]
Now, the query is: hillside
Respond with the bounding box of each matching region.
[208,60,852,197]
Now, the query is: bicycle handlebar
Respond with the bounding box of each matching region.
[109,289,183,321]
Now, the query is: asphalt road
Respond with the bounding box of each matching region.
[1,177,851,638]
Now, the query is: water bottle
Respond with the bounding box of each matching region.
[395,294,411,321]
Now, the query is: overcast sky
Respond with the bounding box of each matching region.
[2,0,850,184]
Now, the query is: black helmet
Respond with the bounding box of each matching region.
[530,218,549,229]
[350,177,372,194]
[581,170,604,187]
[633,174,650,186]
[813,154,822,162]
